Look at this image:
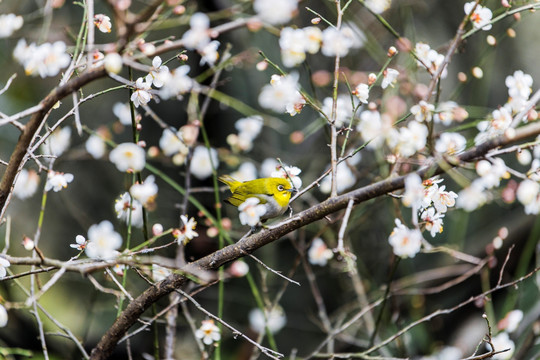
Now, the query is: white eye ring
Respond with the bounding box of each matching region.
[277,185,284,191]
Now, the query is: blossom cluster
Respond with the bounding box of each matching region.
[0,13,23,38]
[258,73,305,116]
[279,24,364,67]
[13,39,70,78]
[388,175,458,258]
[227,115,264,152]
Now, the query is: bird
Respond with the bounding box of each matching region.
[219,175,296,222]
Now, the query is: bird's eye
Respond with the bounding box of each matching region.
[277,185,284,191]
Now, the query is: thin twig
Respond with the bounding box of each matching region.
[0,74,17,96]
[498,244,515,287]
[177,288,284,360]
[247,253,300,286]
[336,199,354,252]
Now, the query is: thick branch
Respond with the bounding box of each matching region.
[90,120,540,359]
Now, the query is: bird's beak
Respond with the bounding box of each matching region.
[288,188,298,194]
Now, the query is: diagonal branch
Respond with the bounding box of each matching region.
[90,118,540,359]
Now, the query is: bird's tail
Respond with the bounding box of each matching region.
[218,175,241,192]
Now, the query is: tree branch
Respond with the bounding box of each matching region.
[90,119,540,359]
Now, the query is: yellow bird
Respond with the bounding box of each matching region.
[219,175,295,221]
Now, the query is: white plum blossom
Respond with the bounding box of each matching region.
[356,109,391,149]
[353,83,370,104]
[45,171,74,192]
[271,165,302,189]
[159,128,188,157]
[113,102,134,125]
[88,50,105,69]
[387,121,428,157]
[249,306,287,334]
[516,179,540,206]
[280,27,308,67]
[148,56,169,88]
[104,52,123,74]
[230,162,258,182]
[410,101,435,122]
[456,180,488,211]
[176,215,199,245]
[158,65,193,100]
[488,332,514,360]
[0,257,10,279]
[414,42,448,79]
[421,346,463,360]
[464,1,493,31]
[475,158,509,189]
[109,142,146,172]
[131,75,153,108]
[195,320,221,345]
[0,304,7,327]
[475,105,513,145]
[420,207,444,237]
[364,0,392,14]
[260,158,280,178]
[182,12,211,50]
[41,127,71,157]
[304,27,324,54]
[506,70,533,99]
[253,0,298,25]
[190,146,218,180]
[308,238,334,266]
[517,149,532,165]
[13,169,40,199]
[435,132,467,155]
[85,220,123,260]
[0,13,23,38]
[320,161,357,194]
[228,260,250,277]
[94,14,112,33]
[528,159,540,182]
[388,219,423,258]
[279,26,322,67]
[199,40,220,66]
[321,27,355,58]
[238,197,267,226]
[523,195,540,215]
[322,95,355,128]
[431,185,458,213]
[498,310,523,334]
[433,101,463,125]
[14,40,71,78]
[130,175,158,206]
[115,192,144,228]
[152,264,171,282]
[235,115,264,140]
[70,235,87,251]
[381,68,399,89]
[85,134,107,159]
[258,73,304,115]
[402,173,425,209]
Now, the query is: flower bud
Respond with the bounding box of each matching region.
[471,66,483,79]
[104,53,123,74]
[368,73,377,85]
[256,61,268,71]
